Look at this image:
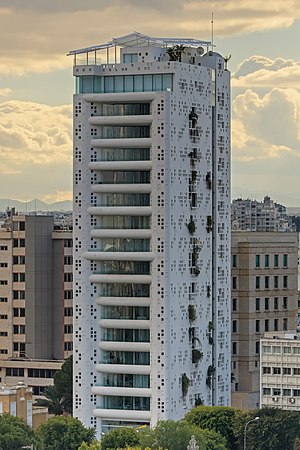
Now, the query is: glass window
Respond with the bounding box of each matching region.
[153,74,162,91]
[263,346,271,353]
[255,341,260,354]
[274,276,278,289]
[134,75,143,92]
[283,254,288,267]
[232,342,237,354]
[274,254,279,267]
[265,254,269,267]
[283,389,291,396]
[283,367,291,374]
[265,319,269,332]
[283,297,288,309]
[294,389,300,396]
[273,388,281,396]
[294,368,300,375]
[162,73,173,90]
[263,367,271,374]
[273,367,281,374]
[293,347,300,354]
[273,346,281,354]
[232,298,237,311]
[283,276,288,288]
[274,297,278,309]
[104,76,114,93]
[283,347,291,354]
[255,255,260,268]
[283,318,288,331]
[265,276,269,289]
[265,298,269,310]
[256,277,260,289]
[256,297,260,311]
[124,76,134,92]
[232,255,237,268]
[144,75,153,91]
[114,76,124,93]
[263,388,271,395]
[232,320,237,333]
[274,319,278,331]
[255,320,260,332]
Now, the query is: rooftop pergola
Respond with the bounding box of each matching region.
[68,31,212,57]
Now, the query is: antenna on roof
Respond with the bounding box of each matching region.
[211,12,214,51]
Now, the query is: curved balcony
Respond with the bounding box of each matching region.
[91,138,152,148]
[88,161,152,171]
[90,274,151,284]
[83,251,154,262]
[93,408,151,421]
[87,206,152,216]
[96,363,150,375]
[98,319,150,329]
[83,92,157,103]
[98,342,150,352]
[91,229,151,239]
[92,386,151,397]
[96,297,151,307]
[91,184,151,194]
[89,115,153,126]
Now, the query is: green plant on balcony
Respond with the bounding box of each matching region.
[231,372,235,383]
[182,373,190,397]
[206,172,212,190]
[206,215,213,232]
[208,321,214,332]
[207,365,215,377]
[195,396,203,407]
[191,170,197,183]
[192,349,203,364]
[207,285,211,298]
[194,266,200,276]
[188,304,196,323]
[189,110,198,128]
[189,327,195,341]
[167,45,186,62]
[208,334,213,345]
[187,218,196,234]
[188,152,196,167]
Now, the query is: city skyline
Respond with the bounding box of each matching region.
[1,1,300,205]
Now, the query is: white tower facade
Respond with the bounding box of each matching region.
[70,32,231,436]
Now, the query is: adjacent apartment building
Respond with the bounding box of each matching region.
[0,212,73,395]
[260,332,300,411]
[231,232,298,409]
[70,31,231,435]
[231,196,290,232]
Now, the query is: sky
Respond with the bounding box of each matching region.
[1,0,300,205]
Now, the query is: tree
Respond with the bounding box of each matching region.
[34,355,73,416]
[139,420,208,450]
[294,437,300,450]
[54,355,73,413]
[0,413,40,450]
[34,385,67,415]
[185,406,237,450]
[77,442,101,450]
[234,407,300,450]
[101,427,139,450]
[37,416,95,450]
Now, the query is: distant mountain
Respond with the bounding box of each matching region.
[287,207,300,216]
[0,199,72,212]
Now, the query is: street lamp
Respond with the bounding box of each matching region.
[243,416,259,450]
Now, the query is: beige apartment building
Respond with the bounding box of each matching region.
[0,382,48,428]
[0,212,73,395]
[231,231,298,409]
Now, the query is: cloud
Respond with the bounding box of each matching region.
[0,100,72,174]
[232,88,300,161]
[2,1,300,75]
[232,56,300,88]
[0,88,12,97]
[40,190,72,204]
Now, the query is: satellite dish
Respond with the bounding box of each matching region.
[197,46,204,55]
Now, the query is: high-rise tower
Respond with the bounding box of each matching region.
[70,32,231,436]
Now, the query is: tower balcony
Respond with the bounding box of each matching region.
[91,229,151,239]
[98,341,150,352]
[83,251,154,262]
[87,206,152,216]
[91,184,151,194]
[89,274,151,284]
[93,408,151,421]
[96,297,151,307]
[91,138,152,148]
[92,386,151,397]
[89,115,153,126]
[96,363,150,375]
[98,319,150,329]
[83,92,157,103]
[88,161,152,171]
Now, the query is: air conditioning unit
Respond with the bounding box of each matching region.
[272,397,278,402]
[289,398,295,403]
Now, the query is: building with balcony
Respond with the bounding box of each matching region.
[260,332,300,411]
[70,31,231,436]
[0,211,73,395]
[231,231,298,409]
